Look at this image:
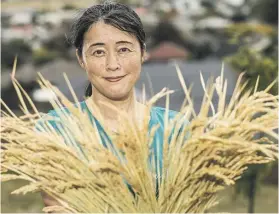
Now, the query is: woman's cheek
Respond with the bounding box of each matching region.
[123,56,141,73]
[86,61,105,79]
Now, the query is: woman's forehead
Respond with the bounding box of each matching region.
[83,21,138,46]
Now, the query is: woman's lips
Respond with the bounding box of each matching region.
[104,75,126,82]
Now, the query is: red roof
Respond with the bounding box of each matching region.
[148,41,188,61]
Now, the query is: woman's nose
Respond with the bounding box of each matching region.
[106,53,120,71]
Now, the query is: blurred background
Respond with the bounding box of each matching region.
[1,0,278,212]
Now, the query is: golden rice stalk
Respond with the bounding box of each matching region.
[1,63,278,213]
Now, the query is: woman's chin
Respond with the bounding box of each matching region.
[105,91,131,101]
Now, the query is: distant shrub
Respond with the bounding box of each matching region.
[32,48,59,66]
[225,23,278,94]
[62,3,77,10]
[227,47,278,94]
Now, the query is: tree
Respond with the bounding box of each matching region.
[251,0,278,25]
[225,22,278,213]
[43,33,72,60]
[1,39,32,70]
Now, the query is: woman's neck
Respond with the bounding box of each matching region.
[91,89,137,121]
[86,88,148,133]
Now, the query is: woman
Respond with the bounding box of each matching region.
[41,1,183,207]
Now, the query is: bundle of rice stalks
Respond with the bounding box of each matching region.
[1,63,278,213]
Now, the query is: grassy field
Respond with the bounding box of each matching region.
[1,179,277,213]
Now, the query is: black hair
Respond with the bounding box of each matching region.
[68,1,146,97]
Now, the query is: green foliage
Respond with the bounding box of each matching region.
[225,22,278,95]
[227,47,278,94]
[226,23,276,44]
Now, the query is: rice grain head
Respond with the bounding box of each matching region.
[1,62,278,213]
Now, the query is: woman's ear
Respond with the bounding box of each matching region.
[76,49,85,69]
[142,50,149,63]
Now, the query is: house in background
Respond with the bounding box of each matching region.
[147,41,189,62]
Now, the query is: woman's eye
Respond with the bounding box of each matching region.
[93,50,105,56]
[119,47,131,53]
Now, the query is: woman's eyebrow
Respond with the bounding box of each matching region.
[116,41,133,45]
[88,41,133,48]
[88,42,105,48]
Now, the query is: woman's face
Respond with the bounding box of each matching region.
[77,21,145,101]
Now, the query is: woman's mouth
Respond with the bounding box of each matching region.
[104,75,127,82]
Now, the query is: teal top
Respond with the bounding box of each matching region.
[37,101,188,195]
